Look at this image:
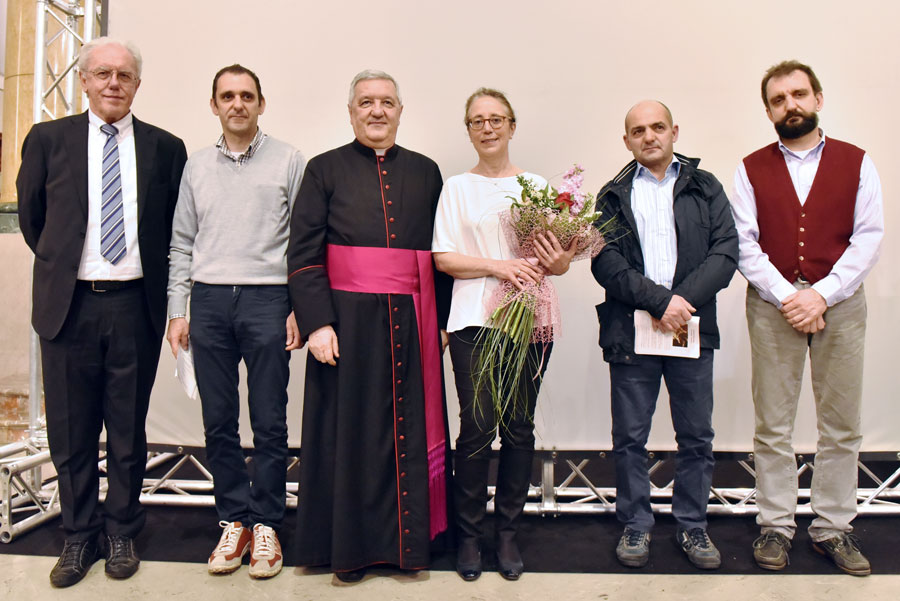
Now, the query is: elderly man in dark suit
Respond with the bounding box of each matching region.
[16,37,186,588]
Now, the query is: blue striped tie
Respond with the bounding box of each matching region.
[99,123,126,264]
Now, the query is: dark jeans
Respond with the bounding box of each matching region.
[41,283,158,541]
[449,327,551,539]
[609,350,715,532]
[190,283,291,529]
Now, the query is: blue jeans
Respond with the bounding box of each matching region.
[190,283,291,529]
[609,350,715,532]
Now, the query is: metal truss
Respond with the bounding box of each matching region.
[3,445,899,543]
[517,451,900,517]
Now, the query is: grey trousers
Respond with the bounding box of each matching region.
[746,284,866,542]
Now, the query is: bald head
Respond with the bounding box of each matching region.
[622,99,679,180]
[624,100,673,132]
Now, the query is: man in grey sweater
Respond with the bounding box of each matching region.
[166,64,305,579]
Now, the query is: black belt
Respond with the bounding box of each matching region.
[77,278,143,293]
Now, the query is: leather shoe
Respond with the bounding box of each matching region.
[496,533,524,580]
[105,535,140,579]
[456,537,482,581]
[335,568,366,583]
[50,538,100,588]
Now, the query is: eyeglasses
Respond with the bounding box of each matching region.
[467,116,512,130]
[87,68,138,86]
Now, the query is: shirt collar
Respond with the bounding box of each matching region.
[634,155,681,182]
[216,128,266,163]
[88,110,133,135]
[777,129,826,160]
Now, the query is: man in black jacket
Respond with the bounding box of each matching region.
[591,100,737,570]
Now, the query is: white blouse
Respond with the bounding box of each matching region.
[432,171,547,332]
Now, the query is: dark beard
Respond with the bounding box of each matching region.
[775,110,818,139]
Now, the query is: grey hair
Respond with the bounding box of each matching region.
[348,69,402,105]
[77,37,143,78]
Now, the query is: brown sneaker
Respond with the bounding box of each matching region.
[208,521,251,574]
[812,533,871,576]
[752,531,791,570]
[249,524,283,579]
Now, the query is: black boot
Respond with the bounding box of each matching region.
[494,448,534,580]
[453,454,490,581]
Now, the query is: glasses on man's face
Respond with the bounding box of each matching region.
[467,116,511,130]
[88,68,138,86]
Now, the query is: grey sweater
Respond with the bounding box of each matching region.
[167,136,305,316]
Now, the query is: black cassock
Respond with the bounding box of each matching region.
[287,139,451,571]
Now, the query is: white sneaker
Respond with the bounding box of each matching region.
[249,524,283,579]
[208,521,251,574]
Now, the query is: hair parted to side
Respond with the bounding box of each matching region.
[77,37,143,77]
[348,69,402,105]
[761,60,822,107]
[212,64,264,100]
[464,87,517,127]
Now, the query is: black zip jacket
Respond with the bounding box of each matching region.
[591,154,738,364]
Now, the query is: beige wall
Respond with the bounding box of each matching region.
[5,0,889,450]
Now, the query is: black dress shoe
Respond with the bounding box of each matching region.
[456,538,482,581]
[49,538,100,588]
[105,535,140,579]
[496,534,524,581]
[335,568,366,583]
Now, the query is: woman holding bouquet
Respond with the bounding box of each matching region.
[432,88,576,581]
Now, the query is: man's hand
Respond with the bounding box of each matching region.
[657,295,696,333]
[534,231,578,275]
[166,317,190,358]
[798,315,826,334]
[285,311,303,351]
[780,288,827,332]
[308,325,339,366]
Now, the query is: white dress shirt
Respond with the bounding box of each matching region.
[731,134,883,307]
[630,158,681,290]
[78,110,143,280]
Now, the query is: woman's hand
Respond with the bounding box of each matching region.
[490,258,543,290]
[534,231,578,275]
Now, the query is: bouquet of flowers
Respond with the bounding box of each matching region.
[474,165,614,426]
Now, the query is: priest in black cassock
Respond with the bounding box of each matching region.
[287,69,451,582]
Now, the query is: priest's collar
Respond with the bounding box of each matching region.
[352,138,399,159]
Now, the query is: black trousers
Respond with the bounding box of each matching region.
[40,282,159,541]
[448,327,551,539]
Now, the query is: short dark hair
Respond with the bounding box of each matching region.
[212,64,263,101]
[761,60,822,108]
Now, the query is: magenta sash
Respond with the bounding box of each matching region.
[326,243,447,539]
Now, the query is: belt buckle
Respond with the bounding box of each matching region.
[91,281,107,293]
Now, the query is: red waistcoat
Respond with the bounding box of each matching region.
[743,138,863,283]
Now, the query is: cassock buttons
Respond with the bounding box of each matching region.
[387,200,393,206]
[382,170,387,175]
[390,234,397,240]
[403,510,409,515]
[398,397,404,402]
[389,217,395,223]
[404,529,410,534]
[397,361,402,366]
[799,227,805,232]
[402,490,408,496]
[799,256,805,261]
[397,379,402,384]
[385,184,390,190]
[379,156,385,162]
[400,471,406,477]
[405,548,411,553]
[398,416,404,422]
[400,453,406,458]
[395,324,400,330]
[799,241,805,247]
[394,307,399,312]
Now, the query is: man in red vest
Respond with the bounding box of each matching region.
[732,60,884,576]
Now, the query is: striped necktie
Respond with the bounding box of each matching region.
[99,123,126,264]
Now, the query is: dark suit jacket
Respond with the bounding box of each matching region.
[17,111,187,341]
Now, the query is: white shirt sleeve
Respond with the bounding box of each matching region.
[731,162,797,307]
[431,182,459,253]
[810,153,883,305]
